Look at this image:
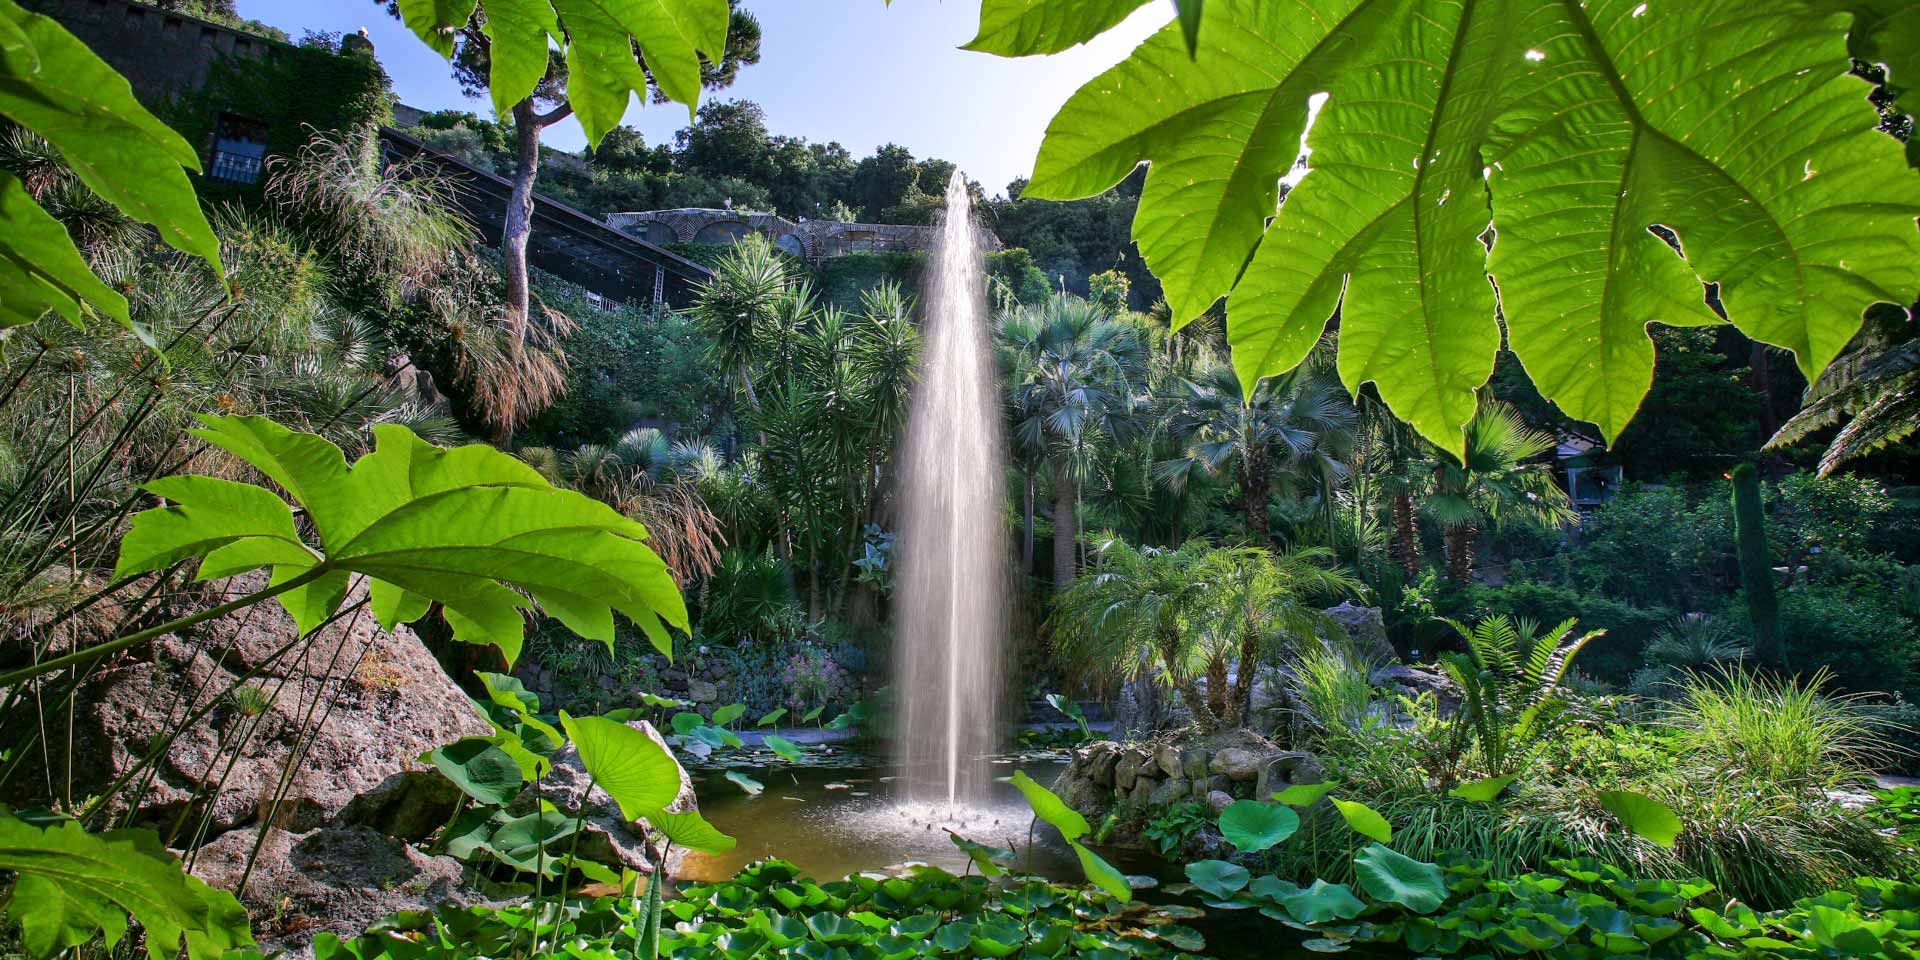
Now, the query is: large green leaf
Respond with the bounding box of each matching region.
[1353,843,1447,913]
[1184,859,1250,900]
[1277,879,1367,924]
[116,417,687,664]
[0,174,127,329]
[428,737,527,805]
[0,814,252,960]
[1330,797,1391,843]
[0,0,220,329]
[395,0,731,145]
[1015,0,1920,455]
[962,0,1158,55]
[558,713,734,853]
[1069,840,1133,902]
[1217,800,1299,853]
[1598,789,1683,848]
[1009,769,1090,841]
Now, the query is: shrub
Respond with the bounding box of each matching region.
[1462,582,1673,683]
[1665,667,1889,791]
[1764,581,1919,696]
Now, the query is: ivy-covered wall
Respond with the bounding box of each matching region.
[162,36,392,202]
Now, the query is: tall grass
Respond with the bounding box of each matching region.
[1666,666,1891,790]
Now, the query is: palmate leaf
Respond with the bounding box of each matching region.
[0,814,252,960]
[0,0,219,330]
[115,416,687,665]
[391,0,730,145]
[997,0,1920,456]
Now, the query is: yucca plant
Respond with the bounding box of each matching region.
[1437,615,1603,784]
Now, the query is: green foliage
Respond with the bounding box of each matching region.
[393,0,728,143]
[324,858,1204,960]
[1284,850,1920,959]
[1597,789,1685,848]
[0,0,221,329]
[1009,770,1130,902]
[428,737,526,805]
[109,416,687,667]
[1140,801,1213,857]
[1730,464,1783,664]
[982,0,1920,457]
[1770,579,1920,696]
[1217,800,1298,853]
[1666,667,1890,792]
[1864,786,1920,850]
[1353,842,1447,913]
[0,813,251,960]
[1438,615,1600,782]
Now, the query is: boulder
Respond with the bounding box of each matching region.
[0,574,493,841]
[1088,746,1120,787]
[1210,748,1265,782]
[1115,751,1143,792]
[686,678,720,703]
[1148,777,1191,807]
[191,823,487,956]
[1372,664,1460,714]
[1324,602,1395,663]
[1255,751,1328,799]
[1155,744,1185,779]
[1180,749,1210,780]
[1205,790,1236,816]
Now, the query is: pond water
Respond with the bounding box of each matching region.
[680,749,1399,959]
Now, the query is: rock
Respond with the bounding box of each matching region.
[0,574,492,840]
[1155,744,1185,779]
[334,770,466,842]
[1089,746,1120,787]
[1148,777,1190,807]
[1325,602,1395,663]
[1206,790,1236,816]
[1210,748,1266,782]
[1131,775,1160,803]
[1181,749,1210,780]
[191,823,486,955]
[686,678,720,703]
[1114,677,1165,739]
[1372,664,1460,714]
[507,720,689,872]
[1115,751,1143,792]
[1256,751,1328,799]
[1051,765,1113,824]
[1203,773,1233,796]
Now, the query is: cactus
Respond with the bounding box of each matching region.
[1730,464,1783,665]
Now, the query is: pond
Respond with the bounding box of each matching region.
[681,749,1399,959]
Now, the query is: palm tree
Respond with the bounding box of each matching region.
[689,233,791,414]
[1767,302,1919,475]
[1201,546,1362,727]
[1049,536,1227,730]
[998,295,1149,591]
[1157,360,1357,546]
[1423,400,1576,581]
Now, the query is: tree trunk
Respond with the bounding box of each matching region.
[1164,632,1219,732]
[1392,491,1420,578]
[1205,654,1229,721]
[1240,447,1271,546]
[1051,455,1077,592]
[1444,523,1478,581]
[504,98,543,342]
[1022,471,1035,577]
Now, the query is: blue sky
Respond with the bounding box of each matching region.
[237,1,1169,197]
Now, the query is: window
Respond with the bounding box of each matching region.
[209,114,268,184]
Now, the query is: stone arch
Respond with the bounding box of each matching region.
[694,220,751,244]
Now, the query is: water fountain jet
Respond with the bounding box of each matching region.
[892,171,1006,810]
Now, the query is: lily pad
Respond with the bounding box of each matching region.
[1185,860,1251,900]
[1218,800,1300,853]
[1354,843,1447,914]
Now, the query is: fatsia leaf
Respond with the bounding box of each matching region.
[0,173,126,329]
[962,0,1158,56]
[1017,0,1920,455]
[116,417,687,665]
[0,814,252,960]
[395,0,478,56]
[0,0,219,284]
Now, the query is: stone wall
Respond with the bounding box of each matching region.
[1051,729,1325,848]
